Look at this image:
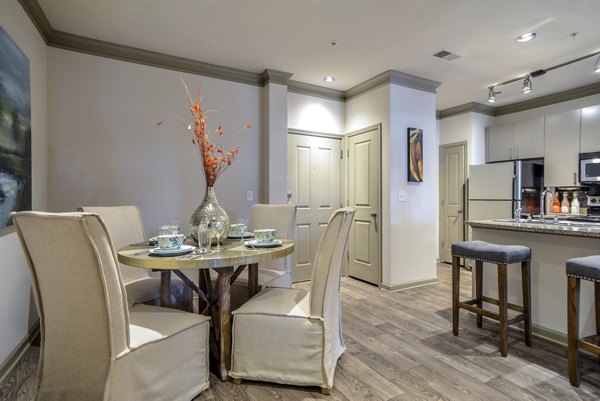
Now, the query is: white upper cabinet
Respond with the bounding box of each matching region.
[486,123,515,162]
[581,105,600,153]
[514,117,545,160]
[544,109,581,187]
[486,117,544,162]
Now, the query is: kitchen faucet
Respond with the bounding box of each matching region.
[540,189,553,222]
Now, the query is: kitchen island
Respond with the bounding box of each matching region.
[467,219,600,343]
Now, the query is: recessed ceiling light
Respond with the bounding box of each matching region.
[323,76,335,83]
[516,32,537,43]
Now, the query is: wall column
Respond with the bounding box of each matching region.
[262,69,292,204]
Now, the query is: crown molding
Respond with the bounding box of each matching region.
[261,69,293,86]
[437,102,496,119]
[287,81,345,101]
[18,0,51,44]
[345,70,441,101]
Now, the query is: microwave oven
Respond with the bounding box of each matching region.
[580,152,600,183]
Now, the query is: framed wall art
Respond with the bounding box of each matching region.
[0,25,31,234]
[408,127,423,182]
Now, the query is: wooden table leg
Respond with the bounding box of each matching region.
[248,263,259,298]
[215,266,234,380]
[160,270,171,307]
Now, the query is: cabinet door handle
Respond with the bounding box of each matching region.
[515,147,519,159]
[574,172,577,185]
[509,148,512,159]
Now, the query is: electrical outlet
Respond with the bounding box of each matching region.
[398,190,407,202]
[247,190,254,201]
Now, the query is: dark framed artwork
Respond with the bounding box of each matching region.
[408,128,423,182]
[0,26,31,234]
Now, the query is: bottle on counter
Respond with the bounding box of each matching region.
[571,193,580,215]
[561,192,570,214]
[552,192,560,214]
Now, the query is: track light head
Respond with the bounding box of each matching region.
[522,76,532,93]
[595,55,600,73]
[488,86,500,103]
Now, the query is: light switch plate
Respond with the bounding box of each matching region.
[247,190,254,201]
[398,190,407,202]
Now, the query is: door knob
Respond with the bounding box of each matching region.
[370,212,377,218]
[458,209,463,213]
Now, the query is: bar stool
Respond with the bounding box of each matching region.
[566,255,600,387]
[451,240,532,357]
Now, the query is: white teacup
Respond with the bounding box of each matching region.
[229,223,245,235]
[254,228,276,243]
[157,234,185,250]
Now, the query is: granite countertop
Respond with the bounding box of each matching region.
[467,219,600,239]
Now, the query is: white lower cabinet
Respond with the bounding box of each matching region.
[544,109,581,187]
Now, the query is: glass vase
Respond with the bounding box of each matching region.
[189,186,230,243]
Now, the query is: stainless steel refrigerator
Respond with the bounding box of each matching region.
[468,160,544,222]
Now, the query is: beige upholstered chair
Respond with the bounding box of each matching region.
[218,204,297,295]
[77,205,190,308]
[229,208,355,394]
[13,211,210,401]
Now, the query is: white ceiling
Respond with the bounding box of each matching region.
[37,0,600,110]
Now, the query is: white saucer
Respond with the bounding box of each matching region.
[228,231,254,239]
[244,239,283,248]
[149,245,194,257]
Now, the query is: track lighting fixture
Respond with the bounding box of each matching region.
[522,76,532,93]
[488,86,500,103]
[485,50,600,103]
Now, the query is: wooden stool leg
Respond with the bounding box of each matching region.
[568,276,580,386]
[521,261,532,347]
[452,255,460,336]
[498,263,508,357]
[595,282,600,365]
[475,260,483,328]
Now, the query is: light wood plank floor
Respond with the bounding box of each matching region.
[2,264,600,400]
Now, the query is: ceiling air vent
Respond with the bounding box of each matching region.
[433,50,460,61]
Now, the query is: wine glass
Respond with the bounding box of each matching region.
[237,218,249,244]
[212,219,226,250]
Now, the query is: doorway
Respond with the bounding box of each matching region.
[439,142,467,263]
[287,131,342,282]
[346,125,381,285]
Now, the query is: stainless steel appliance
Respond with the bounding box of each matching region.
[579,152,600,183]
[587,195,600,216]
[468,160,544,221]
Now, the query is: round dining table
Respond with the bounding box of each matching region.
[118,238,294,380]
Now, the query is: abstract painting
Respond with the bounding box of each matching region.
[408,128,423,182]
[0,26,31,232]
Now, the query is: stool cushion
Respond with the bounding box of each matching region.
[451,240,531,264]
[566,255,600,282]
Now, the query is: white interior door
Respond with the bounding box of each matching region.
[287,133,341,282]
[440,143,466,263]
[347,126,380,285]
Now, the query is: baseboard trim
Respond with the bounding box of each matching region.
[380,277,438,292]
[0,320,40,383]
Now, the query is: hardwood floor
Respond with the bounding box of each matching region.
[2,264,600,400]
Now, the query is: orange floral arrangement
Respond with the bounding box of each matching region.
[157,79,252,187]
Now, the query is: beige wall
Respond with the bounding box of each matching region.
[345,84,439,288]
[288,92,345,135]
[47,48,262,234]
[0,0,47,370]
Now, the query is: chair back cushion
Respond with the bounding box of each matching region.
[77,205,149,283]
[309,208,355,319]
[13,212,130,398]
[250,204,297,272]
